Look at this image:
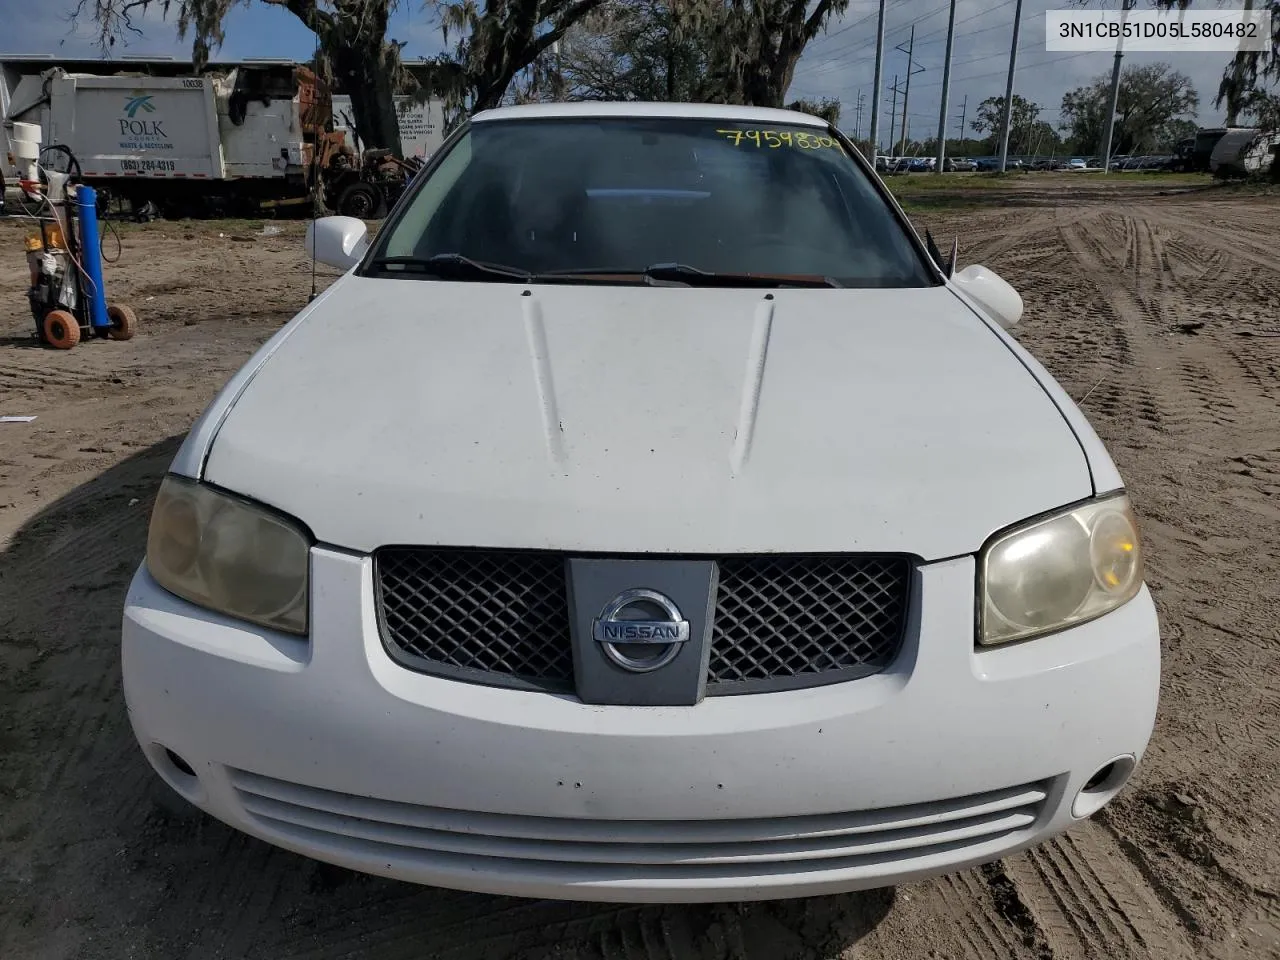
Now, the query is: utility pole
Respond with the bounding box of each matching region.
[551,39,566,101]
[997,0,1024,173]
[888,75,899,157]
[869,0,887,157]
[935,0,958,172]
[896,25,923,156]
[854,91,866,142]
[1101,0,1138,172]
[956,94,968,145]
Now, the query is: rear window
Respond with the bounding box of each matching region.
[373,116,936,288]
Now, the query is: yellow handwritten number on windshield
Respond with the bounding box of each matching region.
[715,129,841,150]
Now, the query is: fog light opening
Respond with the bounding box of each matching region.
[1083,762,1116,792]
[165,748,196,778]
[1072,754,1137,819]
[145,741,205,800]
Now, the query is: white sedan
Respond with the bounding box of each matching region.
[122,102,1159,903]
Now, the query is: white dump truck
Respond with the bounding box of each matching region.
[3,62,323,216]
[3,59,417,218]
[332,94,445,161]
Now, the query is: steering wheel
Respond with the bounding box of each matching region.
[39,144,83,182]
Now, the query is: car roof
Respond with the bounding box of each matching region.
[470,101,829,128]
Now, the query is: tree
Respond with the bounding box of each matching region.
[708,0,851,107]
[1073,1,1279,129]
[1060,62,1198,155]
[74,0,608,151]
[552,0,851,109]
[426,0,610,119]
[1161,117,1198,149]
[1024,119,1065,155]
[553,0,713,102]
[1161,0,1279,127]
[970,94,1041,154]
[786,96,841,125]
[74,0,409,154]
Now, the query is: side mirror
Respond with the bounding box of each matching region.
[952,264,1024,329]
[306,216,369,271]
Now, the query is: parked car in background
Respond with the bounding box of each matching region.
[1067,158,1087,170]
[948,157,977,172]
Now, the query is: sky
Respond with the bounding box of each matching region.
[2,0,1236,141]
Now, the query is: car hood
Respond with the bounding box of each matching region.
[203,277,1092,559]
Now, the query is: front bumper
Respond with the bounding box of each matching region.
[121,549,1160,902]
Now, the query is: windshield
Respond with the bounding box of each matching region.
[369,117,937,288]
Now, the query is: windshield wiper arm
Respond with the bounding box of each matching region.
[648,263,843,288]
[370,253,533,282]
[540,263,842,288]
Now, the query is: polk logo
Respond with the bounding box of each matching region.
[124,95,156,117]
[121,95,165,138]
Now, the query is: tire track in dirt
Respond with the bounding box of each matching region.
[1053,213,1171,438]
[917,252,1215,948]
[1004,827,1198,959]
[1032,204,1280,950]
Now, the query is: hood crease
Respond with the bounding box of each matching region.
[522,294,568,468]
[730,296,777,477]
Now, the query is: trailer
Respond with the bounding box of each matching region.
[1210,127,1280,179]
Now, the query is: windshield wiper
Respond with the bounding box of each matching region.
[370,253,533,282]
[540,263,843,288]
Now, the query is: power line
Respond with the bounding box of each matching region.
[806,42,1091,98]
[907,50,1095,92]
[795,0,951,77]
[819,0,911,46]
[796,0,1018,79]
[800,9,1048,87]
[913,0,1018,45]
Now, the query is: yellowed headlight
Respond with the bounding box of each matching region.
[980,494,1144,646]
[146,475,310,635]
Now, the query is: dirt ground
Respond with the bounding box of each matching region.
[1,188,1278,960]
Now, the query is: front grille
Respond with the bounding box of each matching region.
[709,555,909,692]
[375,549,911,694]
[376,549,575,690]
